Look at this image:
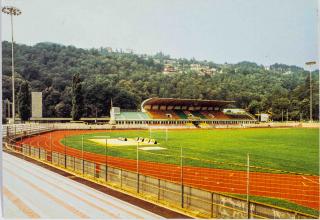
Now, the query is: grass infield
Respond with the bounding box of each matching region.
[61,127,319,215]
[62,128,319,175]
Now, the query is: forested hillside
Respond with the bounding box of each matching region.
[2,41,319,120]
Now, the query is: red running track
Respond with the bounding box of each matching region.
[17,130,319,210]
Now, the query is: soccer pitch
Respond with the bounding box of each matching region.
[62,127,319,175]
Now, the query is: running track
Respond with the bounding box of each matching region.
[17,130,319,210]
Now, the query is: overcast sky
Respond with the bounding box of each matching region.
[1,0,319,68]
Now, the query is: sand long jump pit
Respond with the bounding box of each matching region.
[88,138,166,151]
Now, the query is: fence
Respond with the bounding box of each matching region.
[3,129,318,219]
[2,123,54,138]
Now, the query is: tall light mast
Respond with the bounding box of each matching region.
[305,61,316,122]
[2,6,22,124]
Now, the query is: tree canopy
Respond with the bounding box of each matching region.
[17,81,31,121]
[2,41,319,121]
[71,73,84,120]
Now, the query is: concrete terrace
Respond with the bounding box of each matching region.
[2,152,163,219]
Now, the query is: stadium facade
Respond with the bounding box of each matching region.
[110,97,256,127]
[24,93,256,126]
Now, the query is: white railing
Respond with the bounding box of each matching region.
[2,123,54,138]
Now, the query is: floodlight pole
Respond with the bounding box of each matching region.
[247,153,250,218]
[166,127,168,143]
[137,141,140,193]
[309,68,312,122]
[305,61,317,122]
[2,6,22,124]
[50,132,52,163]
[181,145,184,208]
[105,138,108,182]
[64,135,67,168]
[95,107,98,123]
[10,13,15,123]
[82,135,84,175]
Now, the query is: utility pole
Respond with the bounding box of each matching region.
[247,153,250,218]
[181,145,184,208]
[309,69,312,122]
[137,141,139,193]
[82,135,84,175]
[50,132,52,163]
[305,61,317,122]
[95,107,98,123]
[2,6,22,124]
[105,138,108,181]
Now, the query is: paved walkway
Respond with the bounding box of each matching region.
[2,152,163,219]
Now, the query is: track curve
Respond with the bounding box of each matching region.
[17,130,319,210]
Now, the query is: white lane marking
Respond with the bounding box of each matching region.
[302,176,319,184]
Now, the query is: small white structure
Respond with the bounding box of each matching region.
[31,92,42,118]
[223,108,246,114]
[110,107,120,124]
[260,113,270,122]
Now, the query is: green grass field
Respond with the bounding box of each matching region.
[62,127,319,215]
[62,128,319,175]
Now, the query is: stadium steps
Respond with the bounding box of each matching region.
[174,110,188,119]
[115,112,150,120]
[227,113,255,120]
[245,112,257,120]
[201,111,214,119]
[192,111,207,119]
[211,111,231,119]
[147,110,180,119]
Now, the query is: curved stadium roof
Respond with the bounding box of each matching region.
[141,98,235,109]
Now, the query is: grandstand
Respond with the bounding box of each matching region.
[110,98,256,127]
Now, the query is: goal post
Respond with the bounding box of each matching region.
[148,127,168,144]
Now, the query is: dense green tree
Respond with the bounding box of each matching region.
[248,100,262,114]
[17,81,31,121]
[1,41,319,121]
[43,87,61,117]
[55,102,71,117]
[71,73,84,120]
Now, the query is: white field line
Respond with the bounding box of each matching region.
[301,176,320,185]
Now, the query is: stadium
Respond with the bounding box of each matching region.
[110,97,256,127]
[3,96,319,219]
[1,1,319,218]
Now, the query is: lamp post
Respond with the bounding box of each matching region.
[305,61,317,122]
[2,6,22,124]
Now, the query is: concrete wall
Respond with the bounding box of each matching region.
[31,92,43,118]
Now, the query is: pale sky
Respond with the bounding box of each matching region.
[1,0,319,68]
